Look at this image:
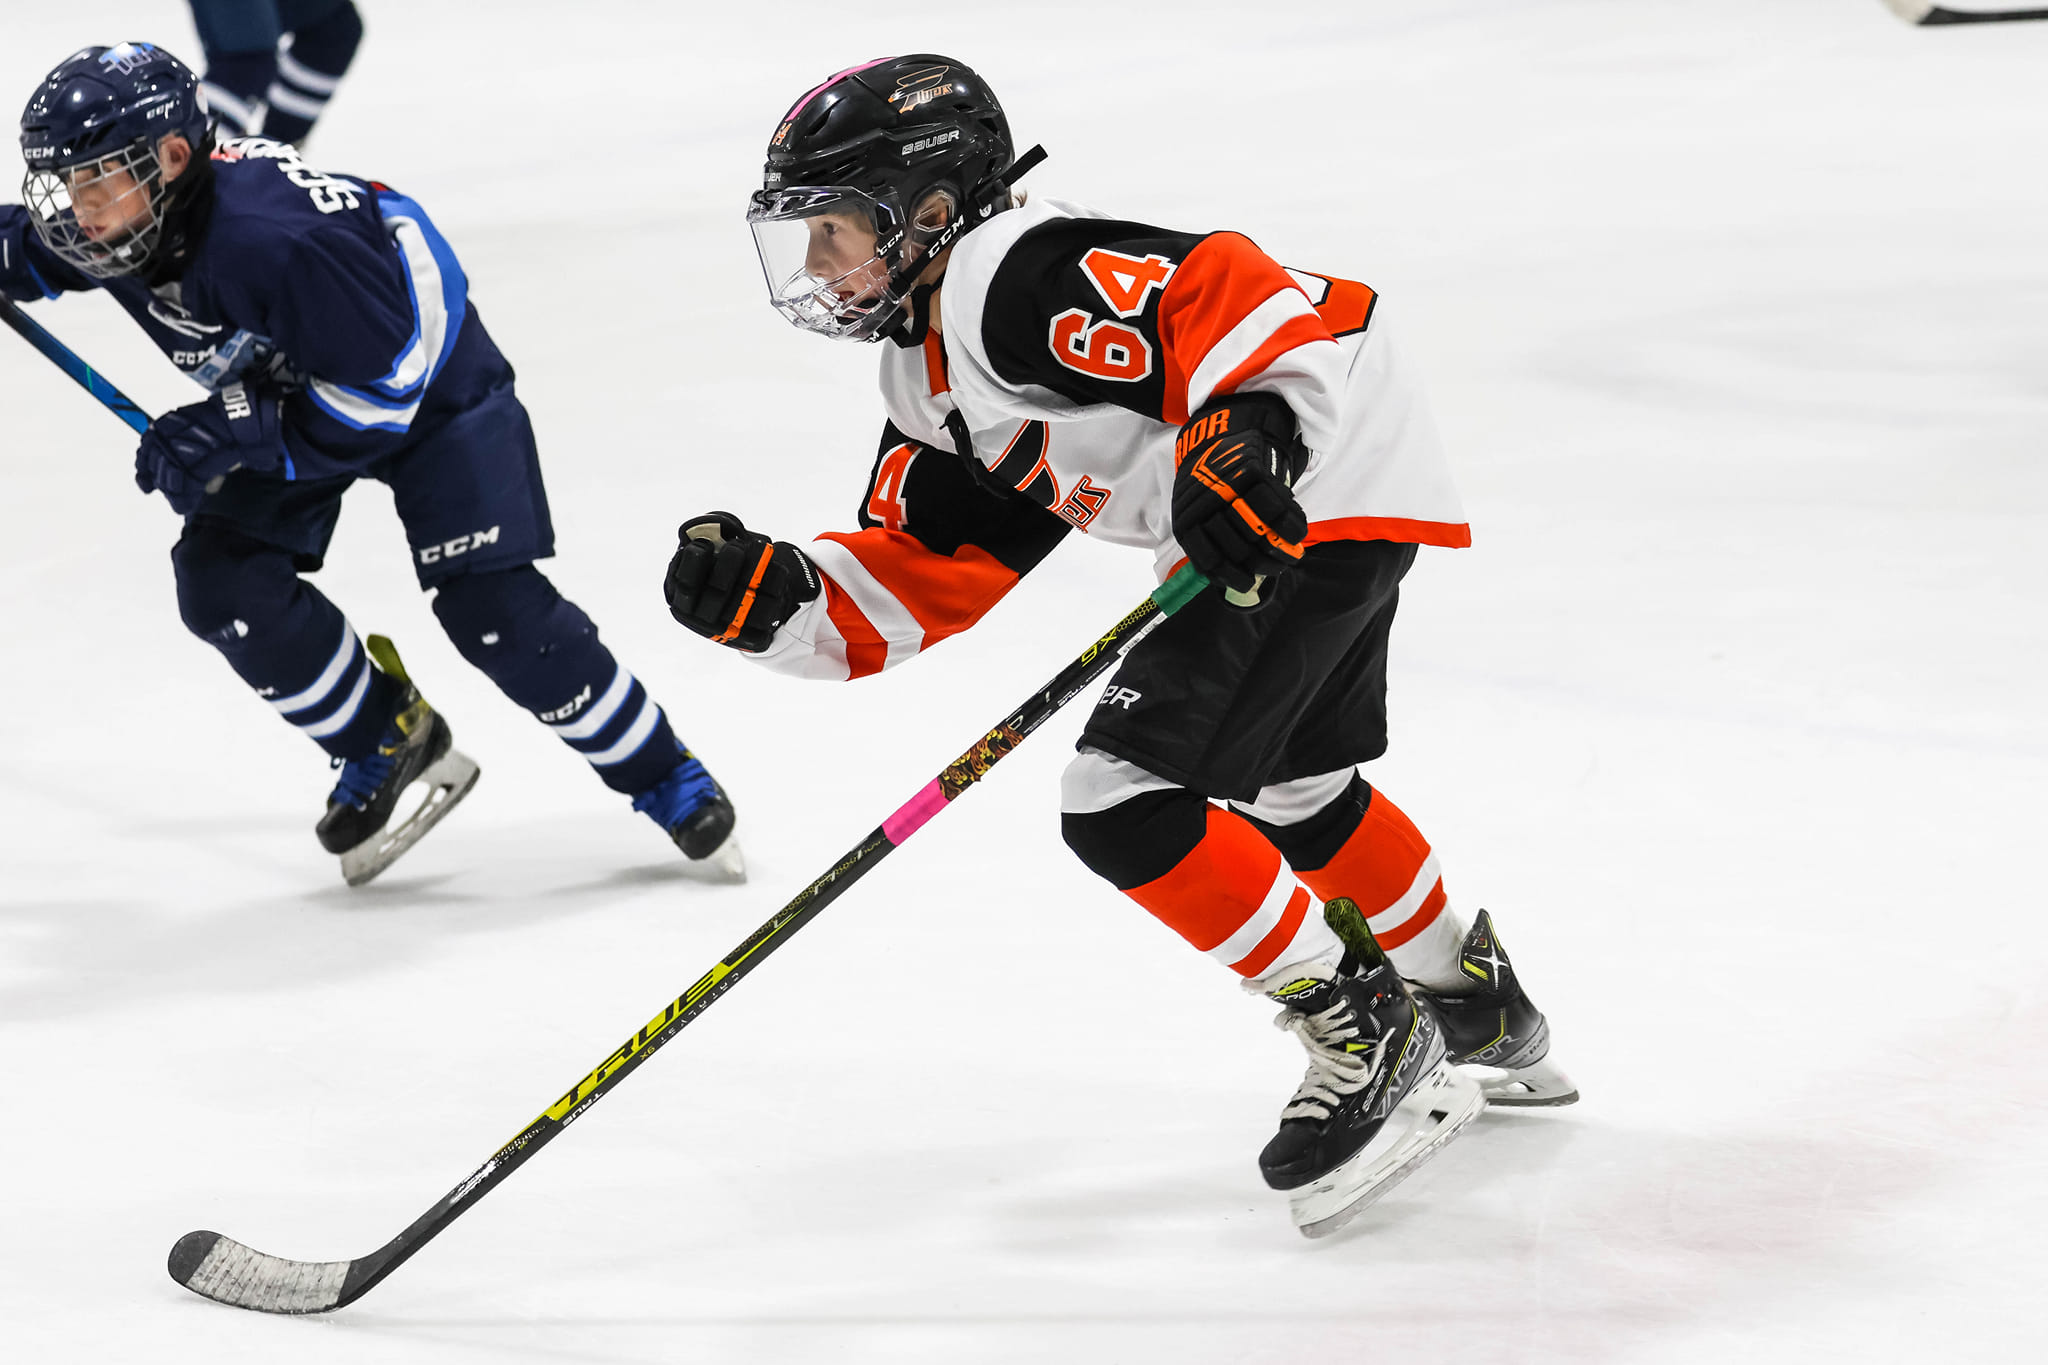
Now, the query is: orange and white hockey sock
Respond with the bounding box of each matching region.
[1061,749,1341,978]
[1285,784,1468,992]
[1122,804,1339,977]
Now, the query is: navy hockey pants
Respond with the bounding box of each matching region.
[171,388,687,797]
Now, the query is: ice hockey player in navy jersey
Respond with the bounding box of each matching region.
[663,55,1576,1233]
[2,43,740,885]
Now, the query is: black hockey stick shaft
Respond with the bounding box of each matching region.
[2,294,151,433]
[1882,0,2048,23]
[168,566,1213,1313]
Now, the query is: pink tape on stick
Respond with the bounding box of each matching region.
[881,780,950,846]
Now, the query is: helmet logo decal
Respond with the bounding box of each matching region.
[98,43,161,76]
[890,64,953,113]
[771,120,794,147]
[892,63,954,112]
[893,84,954,114]
[902,128,961,156]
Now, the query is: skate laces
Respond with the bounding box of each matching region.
[630,755,718,829]
[328,749,395,810]
[1274,993,1383,1121]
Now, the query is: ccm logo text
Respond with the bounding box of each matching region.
[418,526,501,564]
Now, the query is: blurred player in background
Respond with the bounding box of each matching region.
[664,55,1576,1234]
[188,0,362,144]
[1,43,742,884]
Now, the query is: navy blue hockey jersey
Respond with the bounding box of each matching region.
[1,137,507,481]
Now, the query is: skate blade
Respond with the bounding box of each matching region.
[338,749,481,888]
[1288,1062,1488,1239]
[1466,1056,1579,1107]
[697,834,747,883]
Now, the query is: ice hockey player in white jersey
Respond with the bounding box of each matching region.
[663,55,1576,1234]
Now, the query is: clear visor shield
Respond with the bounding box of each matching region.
[747,186,907,342]
[21,142,171,280]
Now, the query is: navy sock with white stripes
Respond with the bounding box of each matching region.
[173,524,400,761]
[432,566,687,797]
[197,51,274,140]
[265,3,363,144]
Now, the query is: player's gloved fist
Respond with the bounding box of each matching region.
[1169,394,1309,598]
[665,511,821,652]
[135,381,285,515]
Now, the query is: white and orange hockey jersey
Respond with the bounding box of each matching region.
[750,195,1466,682]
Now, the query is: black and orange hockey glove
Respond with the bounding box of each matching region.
[1169,395,1310,599]
[664,511,821,652]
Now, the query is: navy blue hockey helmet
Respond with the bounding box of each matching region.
[748,55,1030,342]
[19,42,213,279]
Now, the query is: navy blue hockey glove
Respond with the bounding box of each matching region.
[1169,394,1309,599]
[665,511,821,652]
[135,381,285,515]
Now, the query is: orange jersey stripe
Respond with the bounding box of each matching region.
[820,579,889,680]
[1305,515,1473,550]
[817,530,1023,648]
[1157,232,1336,425]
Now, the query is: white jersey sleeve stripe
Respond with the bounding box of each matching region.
[742,593,857,680]
[1183,287,1324,415]
[804,538,926,669]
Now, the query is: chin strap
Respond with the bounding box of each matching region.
[146,140,217,286]
[888,282,941,348]
[879,144,1049,349]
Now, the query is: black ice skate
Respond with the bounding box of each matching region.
[315,636,480,887]
[1412,909,1579,1107]
[1251,898,1488,1238]
[630,751,745,881]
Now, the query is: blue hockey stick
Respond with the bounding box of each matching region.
[1,293,152,433]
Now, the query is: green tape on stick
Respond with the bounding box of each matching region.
[1150,566,1211,617]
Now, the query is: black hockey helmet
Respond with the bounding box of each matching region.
[18,42,214,280]
[748,55,1041,343]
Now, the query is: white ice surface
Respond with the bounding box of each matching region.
[3,2,2045,1362]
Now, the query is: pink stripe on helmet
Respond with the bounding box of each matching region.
[782,57,891,123]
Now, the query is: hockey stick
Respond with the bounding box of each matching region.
[168,565,1215,1314]
[1882,0,2048,23]
[3,295,246,497]
[1,294,151,433]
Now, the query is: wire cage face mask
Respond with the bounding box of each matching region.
[21,141,173,280]
[747,185,914,342]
